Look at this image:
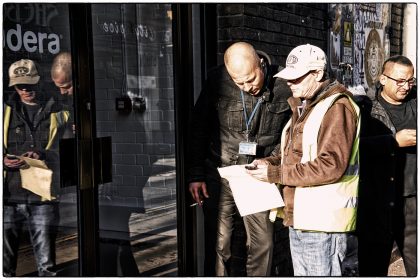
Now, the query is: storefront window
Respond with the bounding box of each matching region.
[3,3,78,276]
[91,4,177,276]
[3,3,176,276]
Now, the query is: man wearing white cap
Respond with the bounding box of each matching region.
[247,44,360,276]
[3,59,69,276]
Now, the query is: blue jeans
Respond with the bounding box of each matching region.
[289,227,347,276]
[3,203,59,276]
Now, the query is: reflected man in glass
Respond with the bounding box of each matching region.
[3,59,70,276]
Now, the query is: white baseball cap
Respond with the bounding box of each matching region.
[274,44,327,80]
[8,59,40,87]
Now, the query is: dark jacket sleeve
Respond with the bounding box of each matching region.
[358,95,399,156]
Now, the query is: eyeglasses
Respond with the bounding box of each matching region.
[288,71,314,84]
[15,84,37,92]
[383,74,416,87]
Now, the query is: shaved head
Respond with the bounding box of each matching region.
[224,42,265,95]
[51,52,73,95]
[224,42,260,74]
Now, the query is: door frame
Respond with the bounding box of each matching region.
[172,3,196,276]
[69,3,100,276]
[68,3,198,276]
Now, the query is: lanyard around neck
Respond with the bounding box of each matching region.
[240,90,263,136]
[239,65,268,137]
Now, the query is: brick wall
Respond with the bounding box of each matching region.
[215,3,405,87]
[390,4,404,56]
[216,3,329,66]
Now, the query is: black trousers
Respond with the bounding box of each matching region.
[201,174,222,276]
[3,203,59,276]
[215,179,273,276]
[358,195,417,276]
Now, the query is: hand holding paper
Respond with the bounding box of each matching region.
[246,165,268,182]
[218,164,284,216]
[4,154,26,169]
[246,159,270,182]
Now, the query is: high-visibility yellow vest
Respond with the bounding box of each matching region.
[278,93,360,232]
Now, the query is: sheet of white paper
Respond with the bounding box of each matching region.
[218,164,284,216]
[17,156,53,200]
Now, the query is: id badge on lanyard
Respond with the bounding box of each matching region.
[239,140,257,155]
[238,90,262,156]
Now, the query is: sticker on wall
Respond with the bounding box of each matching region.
[343,21,352,46]
[364,29,383,88]
[342,21,353,65]
[329,4,342,70]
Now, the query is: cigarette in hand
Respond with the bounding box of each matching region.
[190,201,204,207]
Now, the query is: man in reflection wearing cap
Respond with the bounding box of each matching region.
[247,44,360,276]
[3,59,69,276]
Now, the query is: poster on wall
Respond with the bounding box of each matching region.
[364,29,383,89]
[328,4,354,87]
[329,4,342,70]
[328,3,391,94]
[353,3,390,93]
[342,21,353,67]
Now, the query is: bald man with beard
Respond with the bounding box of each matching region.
[186,42,292,276]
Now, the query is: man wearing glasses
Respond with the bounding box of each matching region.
[357,55,417,276]
[3,59,69,276]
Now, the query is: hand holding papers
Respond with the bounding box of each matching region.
[245,163,269,181]
[17,156,54,201]
[218,164,284,216]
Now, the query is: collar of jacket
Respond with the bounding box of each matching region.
[307,80,353,108]
[6,91,45,108]
[6,92,61,121]
[257,64,277,102]
[286,80,352,113]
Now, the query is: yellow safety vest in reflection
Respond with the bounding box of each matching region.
[4,105,69,150]
[4,105,69,186]
[280,93,360,232]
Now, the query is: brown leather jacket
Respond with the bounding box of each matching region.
[265,80,359,227]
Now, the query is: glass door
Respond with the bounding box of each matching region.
[89,4,178,276]
[3,3,79,276]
